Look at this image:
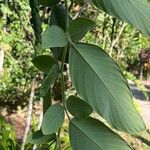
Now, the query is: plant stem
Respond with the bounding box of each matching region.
[60,0,69,107]
[56,0,71,148]
[64,0,69,34]
[109,22,127,57]
[54,129,61,150]
[60,44,71,122]
[60,45,68,107]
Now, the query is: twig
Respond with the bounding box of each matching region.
[109,22,127,56]
[21,79,37,150]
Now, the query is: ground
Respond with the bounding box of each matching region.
[129,80,150,129]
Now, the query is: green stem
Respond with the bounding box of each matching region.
[54,129,61,150]
[60,0,69,108]
[64,0,69,34]
[60,44,71,121]
[57,0,71,149]
[60,44,68,107]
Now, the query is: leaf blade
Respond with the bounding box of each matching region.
[91,0,150,37]
[69,43,145,133]
[26,130,56,144]
[67,95,93,118]
[42,104,65,135]
[40,64,59,97]
[32,55,56,74]
[69,117,132,150]
[69,17,95,42]
[42,25,67,49]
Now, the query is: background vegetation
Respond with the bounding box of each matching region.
[0,0,150,150]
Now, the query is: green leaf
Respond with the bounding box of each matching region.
[69,117,132,150]
[43,90,52,114]
[37,0,60,7]
[49,5,71,62]
[91,0,150,37]
[69,17,95,42]
[32,55,56,74]
[26,130,56,144]
[67,96,93,118]
[40,64,59,97]
[42,104,65,135]
[69,43,145,134]
[49,5,67,60]
[50,5,66,31]
[42,25,67,49]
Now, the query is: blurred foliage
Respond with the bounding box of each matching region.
[0,0,36,111]
[133,99,142,113]
[0,116,18,150]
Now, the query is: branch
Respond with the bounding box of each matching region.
[21,79,37,150]
[109,22,127,57]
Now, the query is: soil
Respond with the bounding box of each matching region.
[0,101,42,142]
